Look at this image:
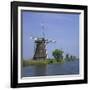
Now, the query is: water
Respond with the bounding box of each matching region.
[21,60,79,77]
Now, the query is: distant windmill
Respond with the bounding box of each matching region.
[30,24,56,60]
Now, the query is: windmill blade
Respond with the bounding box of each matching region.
[46,39,56,43]
[42,30,45,38]
[30,36,37,41]
[51,40,56,43]
[30,36,34,40]
[41,23,45,30]
[41,23,45,38]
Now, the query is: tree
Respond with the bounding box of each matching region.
[65,54,70,61]
[70,55,73,60]
[65,54,77,61]
[52,49,63,61]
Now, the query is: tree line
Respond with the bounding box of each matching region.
[52,49,78,62]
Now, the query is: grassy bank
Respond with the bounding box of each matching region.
[22,59,65,67]
[22,58,79,67]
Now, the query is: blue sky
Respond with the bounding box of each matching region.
[22,11,79,60]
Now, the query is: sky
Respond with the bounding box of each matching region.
[21,11,80,60]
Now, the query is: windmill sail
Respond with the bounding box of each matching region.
[41,23,45,38]
[30,24,56,60]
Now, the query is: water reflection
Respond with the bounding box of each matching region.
[22,60,79,77]
[34,65,47,76]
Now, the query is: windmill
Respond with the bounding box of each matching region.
[30,24,56,60]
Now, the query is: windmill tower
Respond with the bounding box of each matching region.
[30,24,56,60]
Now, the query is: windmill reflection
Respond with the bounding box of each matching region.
[34,65,47,76]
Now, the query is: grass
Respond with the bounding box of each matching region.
[22,59,65,67]
[22,58,79,67]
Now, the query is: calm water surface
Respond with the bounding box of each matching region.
[21,60,79,77]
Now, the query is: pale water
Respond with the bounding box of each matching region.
[21,60,79,77]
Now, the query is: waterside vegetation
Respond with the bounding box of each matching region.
[22,49,79,67]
